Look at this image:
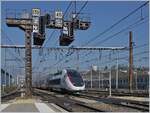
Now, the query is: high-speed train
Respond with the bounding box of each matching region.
[36,69,85,92]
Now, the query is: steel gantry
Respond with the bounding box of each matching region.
[6,17,33,97]
[5,7,90,97]
[0,45,128,50]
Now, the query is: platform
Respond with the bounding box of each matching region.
[1,97,68,112]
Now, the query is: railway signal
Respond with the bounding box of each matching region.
[32,8,46,46]
[5,8,90,97]
[46,11,91,46]
[33,10,90,46]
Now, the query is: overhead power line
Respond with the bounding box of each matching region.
[2,29,25,64]
[74,1,88,19]
[63,1,73,17]
[76,15,148,60]
[59,1,148,67]
[82,1,149,46]
[46,1,89,68]
[33,1,74,70]
[78,50,149,65]
[94,16,148,46]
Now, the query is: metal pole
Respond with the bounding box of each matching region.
[17,75,18,85]
[135,69,138,90]
[129,31,133,93]
[98,50,102,89]
[2,85,5,93]
[99,71,100,89]
[25,30,32,97]
[9,74,11,87]
[91,66,92,89]
[5,70,7,88]
[116,51,119,89]
[109,69,112,97]
[76,50,79,71]
[102,72,103,89]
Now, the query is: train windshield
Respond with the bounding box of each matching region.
[67,70,84,86]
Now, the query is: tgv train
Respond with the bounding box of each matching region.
[36,69,85,92]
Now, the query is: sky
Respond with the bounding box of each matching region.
[1,1,149,78]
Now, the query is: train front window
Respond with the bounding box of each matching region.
[67,70,84,86]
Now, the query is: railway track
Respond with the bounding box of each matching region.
[83,89,149,97]
[119,101,149,112]
[33,89,104,112]
[1,90,20,103]
[75,92,149,112]
[34,88,149,112]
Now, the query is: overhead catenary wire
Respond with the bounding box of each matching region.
[77,50,149,66]
[84,42,148,63]
[45,1,89,69]
[42,48,149,72]
[42,2,73,47]
[2,48,24,70]
[33,1,74,71]
[63,15,148,62]
[67,42,149,68]
[1,29,25,64]
[39,40,149,73]
[53,1,149,68]
[82,1,149,46]
[1,29,15,45]
[73,1,88,20]
[94,16,148,46]
[80,14,148,59]
[74,1,76,14]
[54,50,149,70]
[42,1,88,70]
[2,29,27,77]
[63,1,73,17]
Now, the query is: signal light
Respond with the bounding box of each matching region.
[33,33,45,46]
[33,16,46,46]
[59,34,74,46]
[59,22,74,46]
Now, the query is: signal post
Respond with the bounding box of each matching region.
[6,9,90,97]
[6,10,36,97]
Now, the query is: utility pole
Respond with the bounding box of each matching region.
[98,50,102,89]
[109,50,112,97]
[129,31,133,93]
[91,66,92,89]
[102,72,103,89]
[135,68,138,90]
[116,51,119,89]
[4,48,7,89]
[98,70,100,89]
[109,69,112,97]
